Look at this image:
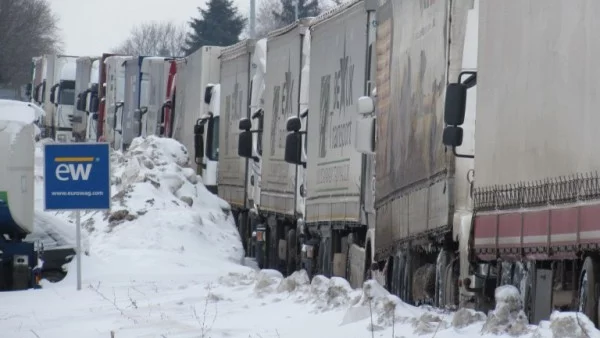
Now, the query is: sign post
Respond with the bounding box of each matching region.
[43,143,111,290]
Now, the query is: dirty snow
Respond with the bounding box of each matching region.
[2,135,600,338]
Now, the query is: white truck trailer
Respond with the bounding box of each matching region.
[283,0,377,286]
[104,56,133,150]
[73,57,100,142]
[171,46,221,191]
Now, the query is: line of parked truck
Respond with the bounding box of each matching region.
[22,0,600,328]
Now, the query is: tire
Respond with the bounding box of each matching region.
[579,257,598,326]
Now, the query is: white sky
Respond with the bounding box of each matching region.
[49,0,252,56]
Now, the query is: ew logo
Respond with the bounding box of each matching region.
[54,157,95,181]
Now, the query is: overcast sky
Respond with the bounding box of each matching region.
[50,0,252,55]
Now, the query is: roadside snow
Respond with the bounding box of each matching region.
[3,135,600,338]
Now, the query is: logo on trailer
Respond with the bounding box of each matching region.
[270,54,295,156]
[318,33,355,158]
[54,156,99,181]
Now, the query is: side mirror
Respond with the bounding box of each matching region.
[204,85,214,104]
[92,113,98,121]
[284,132,304,167]
[238,130,253,158]
[442,126,463,147]
[444,83,467,126]
[358,96,375,114]
[354,116,376,154]
[239,118,251,131]
[442,70,476,159]
[286,116,301,132]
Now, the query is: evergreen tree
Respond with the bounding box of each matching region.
[184,0,246,55]
[272,0,320,27]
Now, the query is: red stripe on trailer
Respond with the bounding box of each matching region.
[497,213,521,248]
[522,210,548,246]
[579,204,600,243]
[474,214,496,248]
[549,207,577,246]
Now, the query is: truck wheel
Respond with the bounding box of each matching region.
[286,229,297,275]
[578,257,598,326]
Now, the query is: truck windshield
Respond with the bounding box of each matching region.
[59,89,75,105]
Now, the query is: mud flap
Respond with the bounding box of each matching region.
[333,253,346,277]
[531,268,553,325]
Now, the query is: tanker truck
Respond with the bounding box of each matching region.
[0,99,44,291]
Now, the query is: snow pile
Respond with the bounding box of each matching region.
[538,311,600,338]
[36,136,245,282]
[481,285,530,336]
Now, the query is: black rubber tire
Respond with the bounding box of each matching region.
[579,257,598,326]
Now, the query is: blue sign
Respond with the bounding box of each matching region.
[44,143,111,211]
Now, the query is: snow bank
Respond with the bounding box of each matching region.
[481,285,530,336]
[36,136,245,283]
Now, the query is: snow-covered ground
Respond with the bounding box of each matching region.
[2,136,600,338]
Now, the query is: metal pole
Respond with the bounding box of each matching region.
[294,0,298,21]
[250,0,256,38]
[76,210,81,291]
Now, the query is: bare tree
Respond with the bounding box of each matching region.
[254,0,346,38]
[0,0,62,88]
[112,21,188,57]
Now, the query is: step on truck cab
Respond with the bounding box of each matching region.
[0,99,45,290]
[283,0,377,285]
[170,46,221,191]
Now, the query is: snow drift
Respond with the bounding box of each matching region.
[36,136,245,282]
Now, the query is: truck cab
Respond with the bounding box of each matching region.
[49,58,77,142]
[104,56,133,150]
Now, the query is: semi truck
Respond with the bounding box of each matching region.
[0,99,45,290]
[282,0,377,287]
[237,20,313,272]
[73,57,100,142]
[217,39,258,253]
[353,0,475,308]
[104,55,133,150]
[31,55,79,141]
[350,0,600,327]
[171,46,221,189]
